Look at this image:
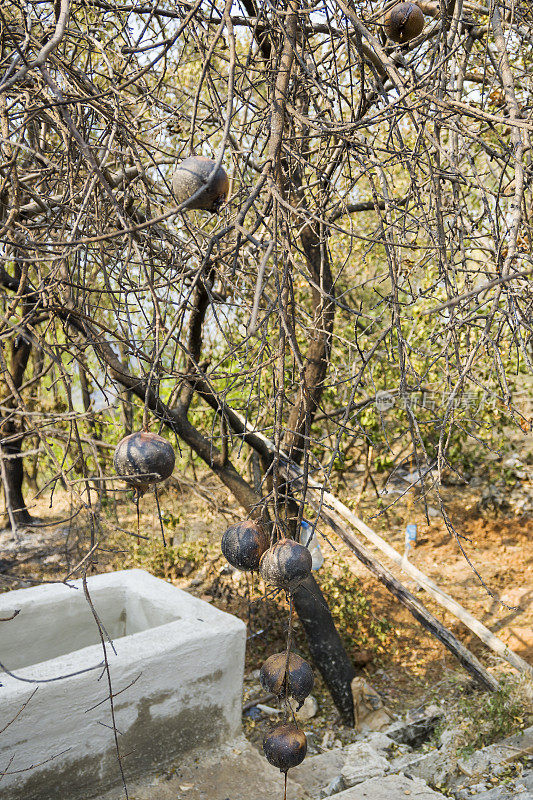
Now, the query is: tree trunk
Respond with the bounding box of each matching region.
[1,431,33,527]
[1,332,33,529]
[293,574,356,725]
[283,218,335,465]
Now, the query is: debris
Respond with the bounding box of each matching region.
[351,677,393,732]
[295,695,318,722]
[242,692,276,712]
[255,703,282,716]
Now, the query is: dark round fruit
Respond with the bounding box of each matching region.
[260,651,314,707]
[172,156,229,212]
[221,520,270,571]
[263,723,307,773]
[113,431,175,492]
[384,2,424,43]
[259,538,312,592]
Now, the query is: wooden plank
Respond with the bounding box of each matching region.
[308,499,500,692]
[282,462,533,678]
[207,407,515,686]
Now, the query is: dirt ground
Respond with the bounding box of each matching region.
[1,466,532,747]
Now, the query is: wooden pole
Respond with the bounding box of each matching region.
[309,499,500,692]
[205,408,519,687]
[283,463,533,679]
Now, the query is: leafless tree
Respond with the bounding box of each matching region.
[1,0,532,734]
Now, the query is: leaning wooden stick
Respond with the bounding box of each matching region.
[283,462,533,679]
[301,492,500,692]
[204,405,525,685]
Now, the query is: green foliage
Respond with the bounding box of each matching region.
[433,675,532,756]
[123,513,214,582]
[317,562,392,656]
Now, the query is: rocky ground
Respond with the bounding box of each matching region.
[97,715,533,800]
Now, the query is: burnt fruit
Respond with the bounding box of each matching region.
[172,156,229,212]
[384,2,424,43]
[260,651,314,708]
[221,520,270,571]
[259,538,312,592]
[113,431,175,493]
[263,723,307,773]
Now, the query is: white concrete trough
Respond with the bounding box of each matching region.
[0,569,246,800]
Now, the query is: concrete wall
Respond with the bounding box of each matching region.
[0,570,246,800]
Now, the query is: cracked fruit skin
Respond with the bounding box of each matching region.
[260,651,314,708]
[259,538,312,592]
[221,520,270,571]
[172,156,229,211]
[113,431,175,492]
[263,723,307,773]
[384,2,424,43]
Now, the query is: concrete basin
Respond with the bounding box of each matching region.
[0,569,246,800]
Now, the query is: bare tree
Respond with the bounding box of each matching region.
[1,0,532,727]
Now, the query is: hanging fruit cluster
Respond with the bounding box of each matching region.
[113,429,176,541]
[384,2,425,44]
[221,519,314,796]
[113,430,175,496]
[172,156,229,212]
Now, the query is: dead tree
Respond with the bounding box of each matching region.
[0,0,532,722]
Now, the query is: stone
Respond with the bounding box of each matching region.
[403,728,533,795]
[326,773,448,799]
[395,748,454,786]
[320,775,345,797]
[447,726,533,791]
[321,730,334,749]
[353,731,397,755]
[351,677,393,732]
[341,741,390,787]
[386,710,443,748]
[389,750,433,775]
[295,695,318,721]
[439,725,462,749]
[0,569,246,800]
[290,749,346,796]
[460,784,533,800]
